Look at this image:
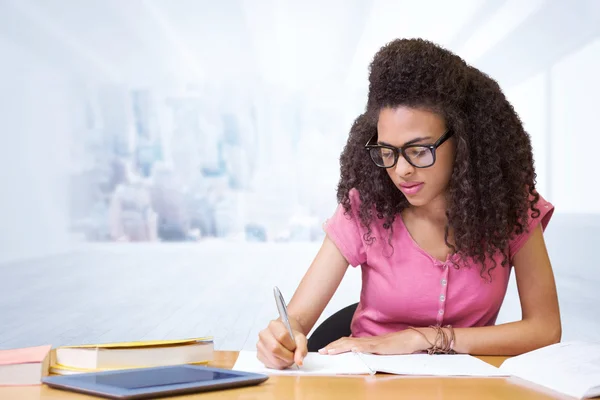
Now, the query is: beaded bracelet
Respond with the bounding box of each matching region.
[408,325,456,355]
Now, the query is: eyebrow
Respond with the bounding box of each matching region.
[378,136,431,147]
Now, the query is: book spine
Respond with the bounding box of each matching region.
[94,348,100,369]
[352,350,376,375]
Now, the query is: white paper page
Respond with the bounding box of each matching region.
[358,353,508,377]
[232,351,372,376]
[500,341,600,399]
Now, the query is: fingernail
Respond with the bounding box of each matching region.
[318,348,326,354]
[327,349,336,354]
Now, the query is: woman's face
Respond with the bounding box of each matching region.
[375,106,456,208]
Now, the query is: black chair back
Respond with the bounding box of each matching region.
[307,303,359,352]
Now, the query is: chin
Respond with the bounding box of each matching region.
[404,196,429,207]
[402,193,427,207]
[399,190,434,207]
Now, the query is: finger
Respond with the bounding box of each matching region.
[259,328,292,358]
[318,337,353,355]
[325,344,354,355]
[258,342,285,369]
[256,342,274,367]
[257,340,292,370]
[293,332,308,366]
[258,342,288,370]
[261,328,295,363]
[268,320,296,351]
[257,330,293,369]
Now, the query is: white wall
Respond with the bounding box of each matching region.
[551,38,600,214]
[0,37,76,264]
[505,72,549,199]
[506,37,600,214]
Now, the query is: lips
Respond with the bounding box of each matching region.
[398,181,424,195]
[399,182,423,189]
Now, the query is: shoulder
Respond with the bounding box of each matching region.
[508,192,554,262]
[331,188,364,221]
[524,192,554,230]
[322,188,369,266]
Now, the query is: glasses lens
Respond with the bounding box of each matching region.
[404,146,434,167]
[370,147,397,167]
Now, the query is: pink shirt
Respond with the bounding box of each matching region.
[324,189,554,337]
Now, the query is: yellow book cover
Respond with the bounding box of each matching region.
[59,336,213,349]
[49,363,115,375]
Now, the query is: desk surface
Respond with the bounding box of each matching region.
[0,351,568,399]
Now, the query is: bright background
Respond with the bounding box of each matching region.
[1,0,599,350]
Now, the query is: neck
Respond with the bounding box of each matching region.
[407,194,448,226]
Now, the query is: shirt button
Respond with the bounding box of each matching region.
[440,295,446,301]
[438,309,444,315]
[441,279,447,286]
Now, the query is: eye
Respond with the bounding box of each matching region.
[406,147,428,158]
[380,148,394,159]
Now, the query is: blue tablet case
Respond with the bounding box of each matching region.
[42,364,269,399]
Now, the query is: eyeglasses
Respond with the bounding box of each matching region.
[364,129,454,169]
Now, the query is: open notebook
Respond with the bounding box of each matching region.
[234,341,600,399]
[233,351,506,377]
[500,341,600,400]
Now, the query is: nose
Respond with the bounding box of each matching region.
[394,155,414,178]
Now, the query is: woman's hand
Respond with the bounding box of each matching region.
[256,319,308,370]
[318,329,424,355]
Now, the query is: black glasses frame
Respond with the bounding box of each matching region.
[364,129,455,169]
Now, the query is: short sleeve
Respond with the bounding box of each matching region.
[323,189,368,267]
[509,194,554,263]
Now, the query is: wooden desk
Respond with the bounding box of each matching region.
[0,351,568,399]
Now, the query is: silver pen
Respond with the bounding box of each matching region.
[273,286,300,369]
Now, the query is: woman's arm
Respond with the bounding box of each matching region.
[286,235,351,336]
[256,235,350,368]
[415,224,562,355]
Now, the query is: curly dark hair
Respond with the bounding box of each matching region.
[337,38,540,279]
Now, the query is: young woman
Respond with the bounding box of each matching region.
[256,38,561,369]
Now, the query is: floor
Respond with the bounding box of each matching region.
[0,239,598,352]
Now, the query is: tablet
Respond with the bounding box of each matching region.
[42,364,269,399]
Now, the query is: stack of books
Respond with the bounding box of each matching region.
[0,345,51,385]
[0,336,213,384]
